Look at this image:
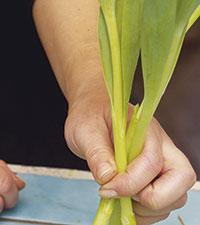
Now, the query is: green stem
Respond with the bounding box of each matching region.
[127,102,150,163]
[101,0,127,171]
[93,199,115,225]
[101,2,136,224]
[120,198,137,225]
[109,199,121,225]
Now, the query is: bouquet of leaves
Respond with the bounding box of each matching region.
[93,1,200,225]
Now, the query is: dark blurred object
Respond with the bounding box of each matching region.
[0,1,88,170]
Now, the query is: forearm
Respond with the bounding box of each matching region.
[33,0,108,108]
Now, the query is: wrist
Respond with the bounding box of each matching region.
[64,44,110,112]
[68,82,110,116]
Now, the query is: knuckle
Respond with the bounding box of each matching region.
[64,116,75,148]
[65,116,90,146]
[185,168,197,187]
[64,117,86,157]
[189,170,197,186]
[177,194,188,209]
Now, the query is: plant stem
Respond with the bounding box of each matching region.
[120,198,136,225]
[109,199,121,225]
[100,2,136,224]
[127,102,150,163]
[93,199,115,225]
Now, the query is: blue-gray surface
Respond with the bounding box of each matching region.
[0,174,199,225]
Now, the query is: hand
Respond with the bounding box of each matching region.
[65,95,196,225]
[0,160,25,212]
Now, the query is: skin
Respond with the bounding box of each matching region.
[0,160,25,211]
[0,0,197,224]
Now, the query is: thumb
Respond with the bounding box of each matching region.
[86,145,117,185]
[65,116,117,184]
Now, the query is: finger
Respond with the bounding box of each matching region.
[0,161,25,190]
[136,213,170,225]
[137,134,196,211]
[0,196,5,213]
[99,125,163,197]
[12,175,26,190]
[0,166,19,209]
[65,117,117,184]
[133,194,187,217]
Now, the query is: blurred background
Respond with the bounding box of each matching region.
[0,2,199,178]
[0,1,88,170]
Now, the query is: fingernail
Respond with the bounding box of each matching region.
[99,189,118,198]
[132,195,140,202]
[97,162,116,183]
[14,176,26,190]
[14,175,24,183]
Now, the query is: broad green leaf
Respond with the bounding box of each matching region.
[141,0,200,112]
[116,0,124,39]
[99,10,114,103]
[127,0,177,161]
[115,0,143,115]
[141,0,177,108]
[121,0,143,114]
[128,0,200,162]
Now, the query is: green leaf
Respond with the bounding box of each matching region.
[141,0,200,113]
[121,0,143,113]
[116,0,143,115]
[127,0,200,162]
[141,0,177,109]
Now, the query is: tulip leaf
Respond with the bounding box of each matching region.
[115,0,143,114]
[128,0,200,162]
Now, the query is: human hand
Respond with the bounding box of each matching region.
[0,160,25,212]
[65,95,196,225]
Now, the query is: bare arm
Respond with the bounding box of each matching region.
[33,0,108,109]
